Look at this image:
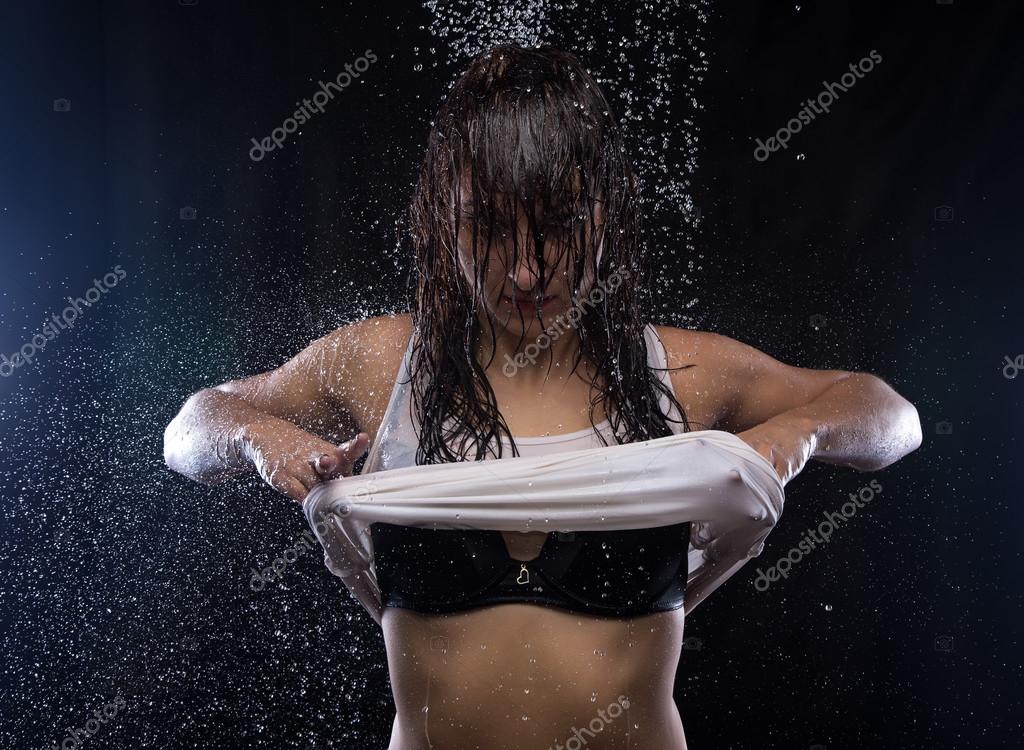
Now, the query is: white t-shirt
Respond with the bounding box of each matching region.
[303,324,786,624]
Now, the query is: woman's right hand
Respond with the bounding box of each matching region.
[243,422,370,504]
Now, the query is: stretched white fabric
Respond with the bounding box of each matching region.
[304,428,785,624]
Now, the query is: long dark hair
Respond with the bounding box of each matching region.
[403,43,696,464]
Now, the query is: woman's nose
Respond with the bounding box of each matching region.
[506,251,541,291]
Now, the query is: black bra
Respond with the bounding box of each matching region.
[369,521,691,617]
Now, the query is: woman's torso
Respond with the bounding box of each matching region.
[348,315,707,749]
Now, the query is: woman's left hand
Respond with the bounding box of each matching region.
[734,415,819,485]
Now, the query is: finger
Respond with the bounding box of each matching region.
[313,451,339,477]
[295,462,329,493]
[333,432,370,474]
[274,475,309,504]
[311,450,350,482]
[311,433,367,478]
[312,433,367,480]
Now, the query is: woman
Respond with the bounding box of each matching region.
[164,44,922,750]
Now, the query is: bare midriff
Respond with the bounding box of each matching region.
[381,579,689,750]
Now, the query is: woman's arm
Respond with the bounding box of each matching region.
[735,372,924,472]
[163,315,407,500]
[657,326,923,482]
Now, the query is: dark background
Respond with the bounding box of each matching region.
[1,1,1021,748]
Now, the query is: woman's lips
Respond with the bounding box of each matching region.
[504,295,556,314]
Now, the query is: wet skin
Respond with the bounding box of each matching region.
[382,602,688,750]
[367,316,701,750]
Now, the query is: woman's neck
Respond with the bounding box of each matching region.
[474,319,585,386]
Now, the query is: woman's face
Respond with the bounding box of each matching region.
[453,171,606,336]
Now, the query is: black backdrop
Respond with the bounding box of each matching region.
[1,1,1022,748]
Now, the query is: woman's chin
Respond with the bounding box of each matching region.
[504,301,566,327]
[500,310,556,333]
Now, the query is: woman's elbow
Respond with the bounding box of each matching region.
[849,399,923,472]
[904,401,924,455]
[163,389,217,482]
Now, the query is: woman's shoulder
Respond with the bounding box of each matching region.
[324,312,413,379]
[650,324,747,367]
[335,311,413,347]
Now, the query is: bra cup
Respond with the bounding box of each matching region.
[369,523,511,609]
[536,522,690,611]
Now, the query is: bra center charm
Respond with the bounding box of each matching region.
[516,564,530,585]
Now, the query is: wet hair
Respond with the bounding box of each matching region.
[403,43,696,464]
